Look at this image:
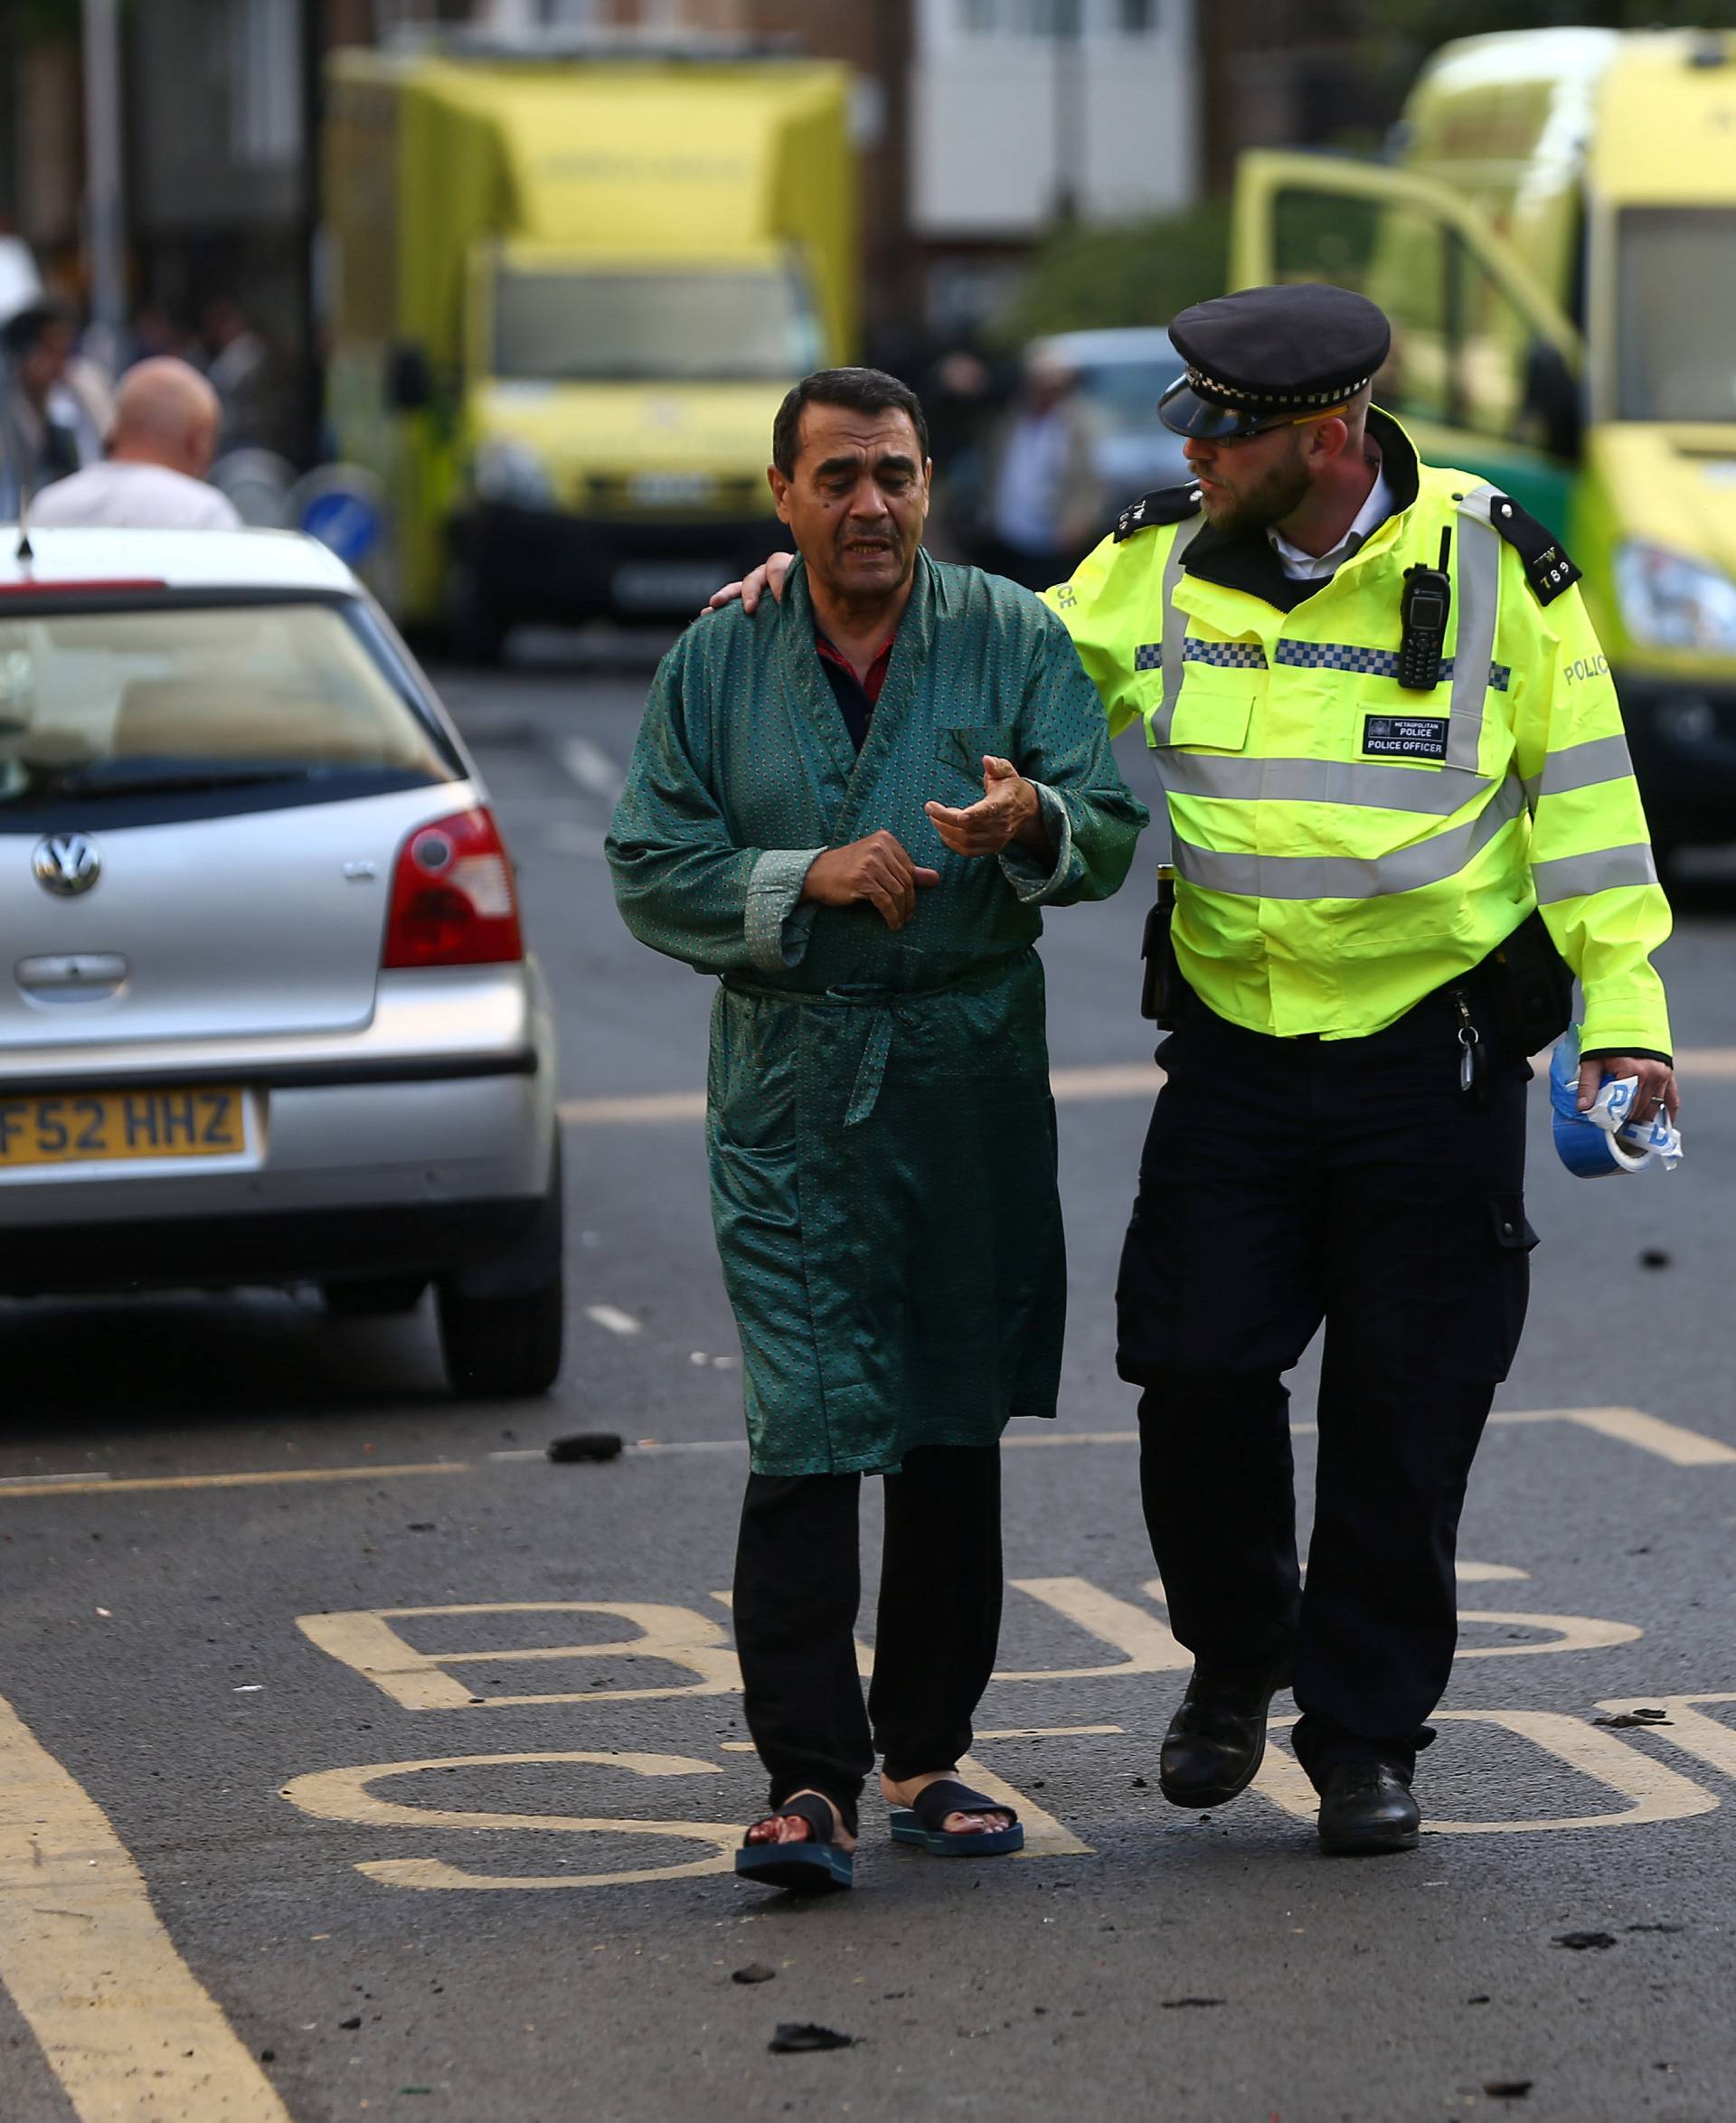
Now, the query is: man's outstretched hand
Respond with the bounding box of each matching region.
[703,552,796,617]
[803,831,939,932]
[925,756,1052,860]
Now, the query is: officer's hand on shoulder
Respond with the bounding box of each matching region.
[702,552,794,617]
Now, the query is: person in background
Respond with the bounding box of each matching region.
[0,303,102,513]
[202,296,270,454]
[30,358,241,531]
[969,348,1106,591]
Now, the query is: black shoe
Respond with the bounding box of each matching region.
[1316,1761,1420,1856]
[1158,1664,1284,1808]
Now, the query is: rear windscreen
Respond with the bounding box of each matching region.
[0,599,459,826]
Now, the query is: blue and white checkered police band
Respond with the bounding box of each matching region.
[1136,638,1513,690]
[1184,640,1270,668]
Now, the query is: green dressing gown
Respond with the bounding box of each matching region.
[606,552,1146,1476]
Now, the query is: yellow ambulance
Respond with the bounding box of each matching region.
[323,41,856,656]
[1234,27,1736,856]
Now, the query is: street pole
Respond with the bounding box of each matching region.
[80,0,127,376]
[1052,0,1083,226]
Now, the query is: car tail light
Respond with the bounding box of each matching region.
[382,807,524,967]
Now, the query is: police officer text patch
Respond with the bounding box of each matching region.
[1363,714,1448,761]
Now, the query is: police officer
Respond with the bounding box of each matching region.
[1053,285,1676,1854]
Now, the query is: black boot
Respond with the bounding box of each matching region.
[1158,1665,1284,1808]
[1316,1761,1420,1856]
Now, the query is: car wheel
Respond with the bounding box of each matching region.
[322,1275,429,1318]
[437,1277,564,1399]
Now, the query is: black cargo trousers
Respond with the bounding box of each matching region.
[1117,970,1535,1788]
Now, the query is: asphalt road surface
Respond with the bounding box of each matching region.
[3,631,1734,2123]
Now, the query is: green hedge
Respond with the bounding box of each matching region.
[989,202,1231,346]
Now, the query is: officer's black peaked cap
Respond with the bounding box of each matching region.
[1159,285,1392,440]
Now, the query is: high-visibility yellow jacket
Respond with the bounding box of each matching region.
[1045,410,1672,1055]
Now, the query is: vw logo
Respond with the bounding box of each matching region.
[33,833,101,898]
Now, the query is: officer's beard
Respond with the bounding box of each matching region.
[1201,447,1315,537]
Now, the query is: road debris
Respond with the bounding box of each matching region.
[1483,2081,1533,2099]
[1592,1709,1671,1728]
[1552,1931,1617,1950]
[731,1964,777,1985]
[769,2023,854,2052]
[547,1433,625,1463]
[1161,1997,1225,2009]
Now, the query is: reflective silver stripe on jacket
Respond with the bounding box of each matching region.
[1151,514,1208,742]
[1157,751,1499,816]
[1172,774,1525,901]
[1531,842,1658,902]
[1448,486,1505,772]
[1521,732,1637,813]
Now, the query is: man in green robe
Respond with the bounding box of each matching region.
[606,366,1145,1892]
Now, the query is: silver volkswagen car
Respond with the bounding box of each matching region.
[0,526,561,1397]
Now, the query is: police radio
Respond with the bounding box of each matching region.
[1398,528,1453,690]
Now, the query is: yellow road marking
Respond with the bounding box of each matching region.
[955,1749,1091,1857]
[621,1410,1732,1465]
[0,1461,469,1500]
[1599,1694,1736,1780]
[721,1728,1128,1750]
[298,1601,741,1711]
[560,1090,706,1125]
[997,1577,1191,1681]
[555,1062,1169,1129]
[559,1047,1736,1128]
[282,1751,741,1891]
[1047,1063,1163,1101]
[1489,1406,1736,1467]
[1455,1609,1642,1657]
[0,1687,291,2121]
[1677,1046,1736,1079]
[9,1404,1724,1505]
[1253,1710,1718,1835]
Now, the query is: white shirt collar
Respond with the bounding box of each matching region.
[1267,459,1394,582]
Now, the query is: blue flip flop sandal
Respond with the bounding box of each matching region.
[889,1779,1024,1858]
[735,1794,855,1894]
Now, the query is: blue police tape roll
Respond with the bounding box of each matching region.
[1548,1025,1680,1178]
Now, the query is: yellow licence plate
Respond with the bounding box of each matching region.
[0,1087,250,1168]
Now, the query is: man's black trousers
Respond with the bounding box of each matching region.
[732,1444,1002,1835]
[1117,976,1535,1788]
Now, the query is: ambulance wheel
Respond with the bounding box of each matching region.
[437,1277,564,1400]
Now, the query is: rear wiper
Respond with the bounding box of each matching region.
[43,762,320,800]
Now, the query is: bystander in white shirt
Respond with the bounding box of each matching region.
[30,458,241,532]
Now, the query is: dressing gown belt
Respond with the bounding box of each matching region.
[721,953,1029,1130]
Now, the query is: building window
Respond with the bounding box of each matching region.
[227,0,299,168]
[958,0,1160,32]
